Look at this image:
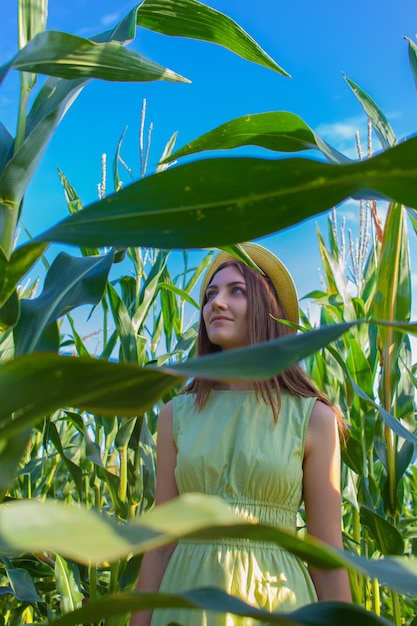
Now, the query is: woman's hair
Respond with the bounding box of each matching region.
[184,260,348,442]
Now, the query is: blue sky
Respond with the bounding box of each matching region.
[1,0,417,327]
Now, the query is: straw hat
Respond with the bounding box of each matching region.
[200,243,299,330]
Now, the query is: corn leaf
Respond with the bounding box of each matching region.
[161,111,350,165]
[7,568,42,602]
[343,73,397,150]
[136,0,289,77]
[54,555,83,615]
[405,36,417,90]
[360,506,405,555]
[18,0,48,49]
[0,354,180,438]
[13,250,114,355]
[0,496,416,600]
[0,123,13,173]
[0,30,189,85]
[49,590,390,626]
[37,137,417,250]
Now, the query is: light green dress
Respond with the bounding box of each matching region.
[151,390,318,625]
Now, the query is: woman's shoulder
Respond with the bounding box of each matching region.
[309,400,337,429]
[168,394,198,435]
[305,400,338,456]
[157,400,174,432]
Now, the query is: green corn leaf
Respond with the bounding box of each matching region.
[100,328,120,361]
[405,36,417,90]
[0,494,371,570]
[47,422,83,500]
[150,311,164,355]
[0,5,179,244]
[113,126,131,193]
[18,0,48,49]
[23,5,157,135]
[159,267,180,349]
[219,244,265,274]
[343,74,397,150]
[107,283,139,364]
[316,230,356,321]
[360,506,405,555]
[0,30,189,85]
[397,439,416,482]
[407,206,417,236]
[326,343,417,445]
[0,290,20,331]
[168,322,357,380]
[158,282,199,310]
[2,320,416,439]
[342,436,364,475]
[84,433,104,468]
[0,428,33,493]
[115,417,138,450]
[132,251,169,332]
[373,203,411,404]
[156,131,178,173]
[57,168,84,215]
[183,252,214,295]
[0,354,180,438]
[48,590,391,626]
[1,323,358,439]
[373,204,411,325]
[54,555,83,615]
[0,241,47,309]
[13,250,114,355]
[7,567,42,603]
[0,108,67,212]
[95,465,128,519]
[346,336,374,399]
[136,0,289,77]
[0,123,13,173]
[0,496,416,600]
[18,0,48,91]
[161,111,350,165]
[66,313,90,357]
[36,137,417,250]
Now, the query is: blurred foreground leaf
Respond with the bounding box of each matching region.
[49,590,391,626]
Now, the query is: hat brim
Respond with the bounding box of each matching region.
[200,243,299,331]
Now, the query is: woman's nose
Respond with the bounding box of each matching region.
[211,292,227,309]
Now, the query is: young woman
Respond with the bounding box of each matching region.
[131,243,351,626]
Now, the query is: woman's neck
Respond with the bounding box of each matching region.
[212,380,254,391]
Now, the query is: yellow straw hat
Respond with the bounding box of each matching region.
[200,243,299,330]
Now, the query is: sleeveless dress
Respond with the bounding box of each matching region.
[151,390,318,625]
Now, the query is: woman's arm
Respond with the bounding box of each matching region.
[130,401,179,626]
[303,401,352,602]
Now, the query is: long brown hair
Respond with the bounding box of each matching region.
[184,261,347,440]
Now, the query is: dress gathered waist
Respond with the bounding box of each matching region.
[224,496,298,532]
[179,495,298,549]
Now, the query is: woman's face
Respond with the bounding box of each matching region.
[202,265,249,351]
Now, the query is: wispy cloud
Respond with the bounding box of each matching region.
[75,2,133,38]
[316,110,406,159]
[316,115,367,159]
[101,11,124,27]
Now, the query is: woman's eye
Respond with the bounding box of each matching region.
[206,290,216,300]
[232,286,245,295]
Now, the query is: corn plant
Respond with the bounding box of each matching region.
[298,103,416,624]
[0,0,417,624]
